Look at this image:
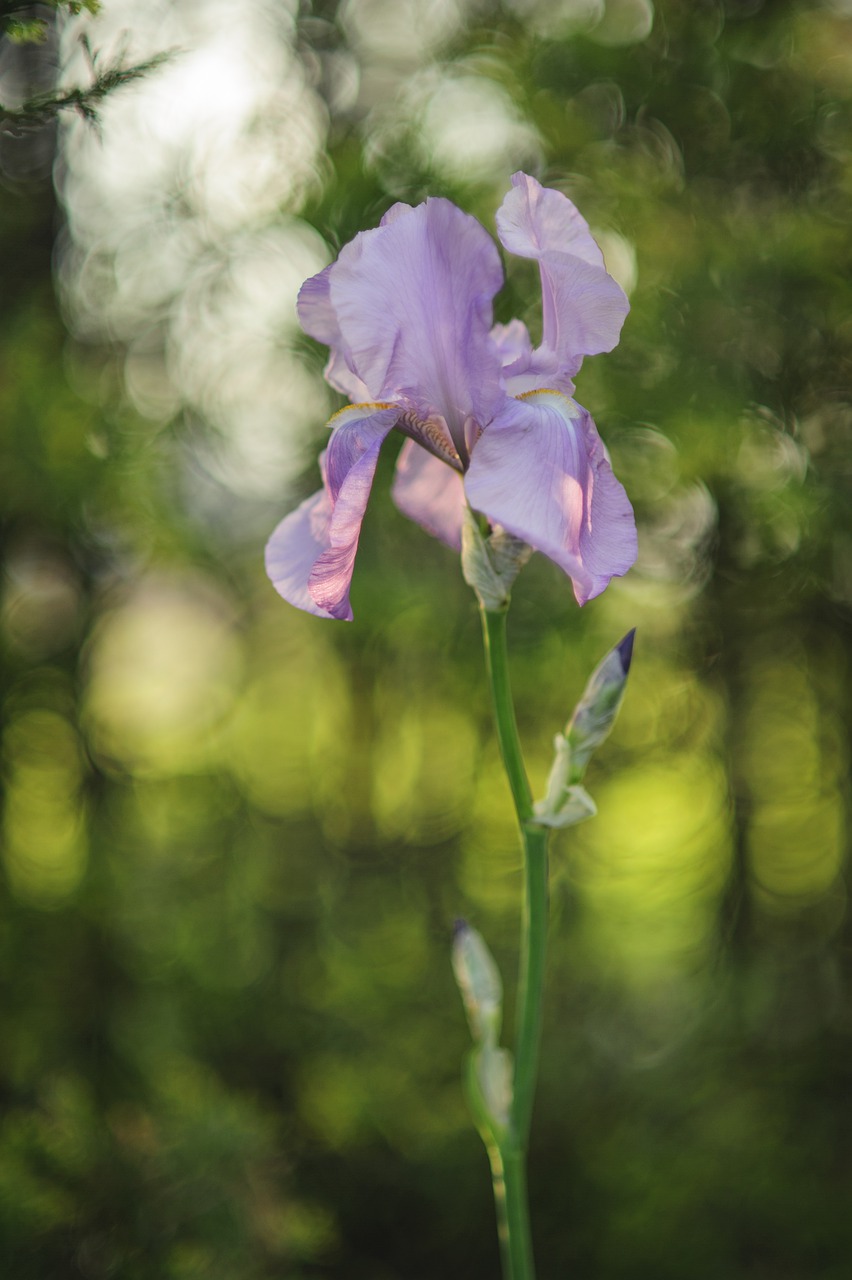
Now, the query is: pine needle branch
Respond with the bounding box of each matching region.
[0,45,174,132]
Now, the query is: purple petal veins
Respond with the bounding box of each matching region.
[268,171,637,619]
[465,390,637,606]
[266,404,399,620]
[321,197,505,456]
[265,485,338,620]
[495,173,630,393]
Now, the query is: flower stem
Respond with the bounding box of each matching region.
[502,1145,535,1280]
[511,822,549,1148]
[480,608,533,823]
[479,606,550,1280]
[486,1140,512,1277]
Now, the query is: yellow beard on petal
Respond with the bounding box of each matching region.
[515,388,582,418]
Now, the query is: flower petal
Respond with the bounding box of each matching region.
[498,172,607,269]
[265,405,399,621]
[391,440,465,550]
[490,319,533,373]
[327,198,505,447]
[464,390,637,605]
[496,173,629,389]
[266,485,339,620]
[297,265,371,401]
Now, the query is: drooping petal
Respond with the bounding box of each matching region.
[391,439,466,550]
[266,486,339,620]
[308,405,401,617]
[464,390,637,605]
[265,405,399,621]
[327,198,505,450]
[496,173,629,390]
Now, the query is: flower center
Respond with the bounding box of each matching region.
[396,410,465,472]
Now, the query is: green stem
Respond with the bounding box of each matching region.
[487,1140,512,1279]
[502,1144,535,1280]
[511,822,549,1148]
[480,608,533,823]
[479,606,550,1280]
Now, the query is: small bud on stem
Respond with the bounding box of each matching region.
[534,630,635,828]
[452,919,504,1046]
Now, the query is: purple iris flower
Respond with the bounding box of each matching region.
[266,172,637,620]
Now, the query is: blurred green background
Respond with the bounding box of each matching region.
[2,0,852,1276]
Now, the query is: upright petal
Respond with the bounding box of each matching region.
[327,198,505,449]
[464,390,637,605]
[297,264,340,349]
[265,405,399,621]
[498,172,607,269]
[490,319,533,373]
[496,173,629,389]
[297,265,371,401]
[391,440,465,550]
[492,317,556,397]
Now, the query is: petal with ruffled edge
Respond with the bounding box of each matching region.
[265,405,399,621]
[297,265,371,401]
[496,173,629,390]
[327,198,505,453]
[464,390,637,605]
[391,440,466,550]
[297,204,416,401]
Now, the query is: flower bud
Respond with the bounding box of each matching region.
[534,631,634,828]
[476,1045,513,1134]
[452,920,503,1046]
[566,630,634,774]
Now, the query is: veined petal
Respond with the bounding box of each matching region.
[491,319,533,373]
[327,198,505,448]
[492,317,557,398]
[297,265,371,400]
[498,172,606,269]
[464,390,637,605]
[265,405,399,621]
[296,264,340,349]
[266,486,338,620]
[309,405,400,617]
[380,201,414,226]
[496,173,629,387]
[295,200,416,399]
[391,440,465,550]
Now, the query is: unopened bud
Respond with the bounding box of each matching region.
[476,1045,513,1134]
[564,629,634,776]
[452,920,503,1046]
[534,631,634,828]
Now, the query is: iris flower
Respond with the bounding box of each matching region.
[266,172,637,620]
